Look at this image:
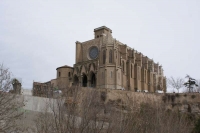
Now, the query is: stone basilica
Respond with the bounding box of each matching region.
[33,26,166,97]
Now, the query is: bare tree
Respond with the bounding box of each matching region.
[35,86,109,133]
[35,85,195,133]
[104,94,193,133]
[0,64,24,132]
[167,77,184,93]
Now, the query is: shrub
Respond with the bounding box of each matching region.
[191,95,196,99]
[116,98,122,103]
[182,99,188,104]
[172,103,177,108]
[171,95,175,103]
[175,93,180,97]
[188,104,192,113]
[101,91,107,101]
[167,95,171,102]
[162,95,167,103]
[193,118,200,133]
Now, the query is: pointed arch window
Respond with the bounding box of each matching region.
[131,64,132,78]
[103,50,106,64]
[122,61,124,72]
[109,50,112,63]
[138,67,140,80]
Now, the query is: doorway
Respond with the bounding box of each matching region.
[82,74,87,87]
[90,72,96,88]
[73,75,79,86]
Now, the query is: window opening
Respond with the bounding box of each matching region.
[109,50,112,63]
[122,61,124,72]
[103,50,106,64]
[131,65,132,78]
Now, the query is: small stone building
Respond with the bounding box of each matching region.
[33,26,166,96]
[32,81,53,98]
[10,78,22,94]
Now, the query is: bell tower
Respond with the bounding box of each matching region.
[94,26,112,39]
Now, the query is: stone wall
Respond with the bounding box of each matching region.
[162,93,200,115]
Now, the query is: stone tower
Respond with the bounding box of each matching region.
[12,78,21,94]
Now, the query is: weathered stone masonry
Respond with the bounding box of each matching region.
[33,26,166,96]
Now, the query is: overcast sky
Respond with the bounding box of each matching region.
[0,0,200,92]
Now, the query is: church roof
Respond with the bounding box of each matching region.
[56,65,73,70]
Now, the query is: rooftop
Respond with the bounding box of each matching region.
[94,26,112,33]
[56,65,73,70]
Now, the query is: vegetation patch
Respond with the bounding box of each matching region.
[162,95,167,103]
[171,95,175,103]
[101,91,107,102]
[182,99,188,104]
[175,93,180,97]
[191,95,196,99]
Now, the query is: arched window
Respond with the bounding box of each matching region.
[103,50,106,64]
[120,55,121,66]
[131,64,132,78]
[122,61,124,71]
[138,67,140,80]
[109,50,112,63]
[68,72,71,77]
[59,72,61,77]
